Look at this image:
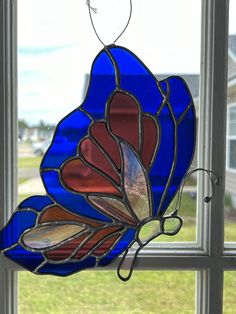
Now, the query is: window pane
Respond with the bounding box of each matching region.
[229,107,236,136]
[153,0,201,243]
[229,140,236,169]
[17,0,203,287]
[224,272,236,313]
[17,0,202,251]
[225,0,236,243]
[19,271,196,313]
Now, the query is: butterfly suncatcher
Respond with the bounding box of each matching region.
[0,45,200,280]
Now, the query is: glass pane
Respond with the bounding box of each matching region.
[19,271,196,313]
[229,140,236,169]
[224,272,236,313]
[13,0,204,281]
[225,0,236,243]
[16,0,202,258]
[229,107,236,136]
[150,0,201,243]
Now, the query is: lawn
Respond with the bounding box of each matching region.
[19,271,196,314]
[18,156,42,169]
[18,272,236,314]
[18,239,236,314]
[17,158,236,313]
[17,193,236,313]
[19,178,29,185]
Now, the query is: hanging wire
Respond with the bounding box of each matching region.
[113,0,132,44]
[86,0,97,13]
[86,0,133,46]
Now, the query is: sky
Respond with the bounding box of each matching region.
[18,0,236,125]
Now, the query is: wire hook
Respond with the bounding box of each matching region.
[86,0,133,46]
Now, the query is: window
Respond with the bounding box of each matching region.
[0,0,233,313]
[227,105,236,170]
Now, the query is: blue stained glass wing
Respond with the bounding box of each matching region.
[5,245,45,272]
[38,257,97,276]
[0,210,37,250]
[150,77,196,215]
[41,109,92,169]
[0,45,196,277]
[18,195,53,211]
[81,50,117,120]
[107,47,164,115]
[150,104,175,215]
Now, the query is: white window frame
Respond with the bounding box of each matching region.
[0,1,18,313]
[0,0,233,313]
[226,103,236,172]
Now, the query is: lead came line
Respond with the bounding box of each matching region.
[157,81,178,214]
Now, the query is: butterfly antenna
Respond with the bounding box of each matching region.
[172,168,221,216]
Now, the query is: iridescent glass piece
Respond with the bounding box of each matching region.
[23,225,85,250]
[121,143,150,221]
[88,196,138,225]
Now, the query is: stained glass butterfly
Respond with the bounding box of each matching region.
[0,45,197,279]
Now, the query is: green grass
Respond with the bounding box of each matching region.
[224,272,236,314]
[17,191,197,313]
[165,192,196,218]
[18,156,42,169]
[18,263,236,313]
[184,176,196,186]
[225,222,236,242]
[19,178,29,185]
[16,176,236,313]
[18,227,236,314]
[19,271,196,314]
[158,222,196,242]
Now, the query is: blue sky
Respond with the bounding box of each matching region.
[18,0,236,125]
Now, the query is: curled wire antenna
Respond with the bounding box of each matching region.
[86,0,133,46]
[172,168,221,216]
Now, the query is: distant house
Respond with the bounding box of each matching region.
[226,35,236,205]
[18,119,55,143]
[158,35,236,206]
[18,119,30,142]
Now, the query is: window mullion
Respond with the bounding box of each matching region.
[0,0,18,313]
[205,0,228,258]
[197,0,229,313]
[196,270,210,314]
